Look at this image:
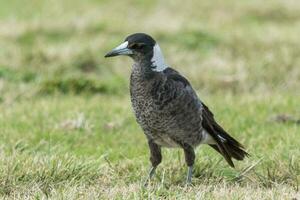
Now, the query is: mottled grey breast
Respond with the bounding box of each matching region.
[130,65,204,147]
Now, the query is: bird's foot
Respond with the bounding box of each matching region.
[143,166,156,187]
[185,166,193,185]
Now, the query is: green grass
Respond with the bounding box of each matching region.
[0,0,299,199]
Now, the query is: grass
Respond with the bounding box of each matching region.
[0,0,299,199]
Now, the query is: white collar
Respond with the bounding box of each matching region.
[151,44,167,72]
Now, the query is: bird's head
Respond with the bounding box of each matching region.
[105,33,167,72]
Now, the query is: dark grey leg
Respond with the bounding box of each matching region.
[144,140,162,186]
[182,144,195,185]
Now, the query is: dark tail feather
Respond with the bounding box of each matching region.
[202,103,249,168]
[209,142,249,168]
[205,120,249,168]
[210,143,235,167]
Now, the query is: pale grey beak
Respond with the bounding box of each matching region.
[105,41,133,57]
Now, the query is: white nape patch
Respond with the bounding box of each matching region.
[151,44,167,72]
[114,41,128,51]
[200,129,216,144]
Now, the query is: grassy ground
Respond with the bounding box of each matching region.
[0,0,299,199]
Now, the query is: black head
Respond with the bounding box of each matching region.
[105,33,156,58]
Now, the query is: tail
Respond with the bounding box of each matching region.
[202,103,249,167]
[208,123,249,167]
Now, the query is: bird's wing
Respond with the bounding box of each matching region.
[163,68,236,144]
[157,68,203,135]
[163,68,222,137]
[162,67,200,106]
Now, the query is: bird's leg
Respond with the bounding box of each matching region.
[186,165,193,184]
[182,144,195,185]
[144,140,162,186]
[147,166,156,179]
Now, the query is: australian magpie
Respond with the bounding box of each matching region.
[105,33,248,184]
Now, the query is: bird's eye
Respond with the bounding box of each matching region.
[129,43,145,49]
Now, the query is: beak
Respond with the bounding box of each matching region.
[104,41,133,58]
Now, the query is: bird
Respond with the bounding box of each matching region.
[105,33,249,185]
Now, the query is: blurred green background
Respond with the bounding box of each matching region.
[1,0,299,96]
[0,0,299,199]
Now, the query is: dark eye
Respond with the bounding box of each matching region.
[129,43,145,49]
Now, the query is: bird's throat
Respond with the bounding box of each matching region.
[132,60,156,80]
